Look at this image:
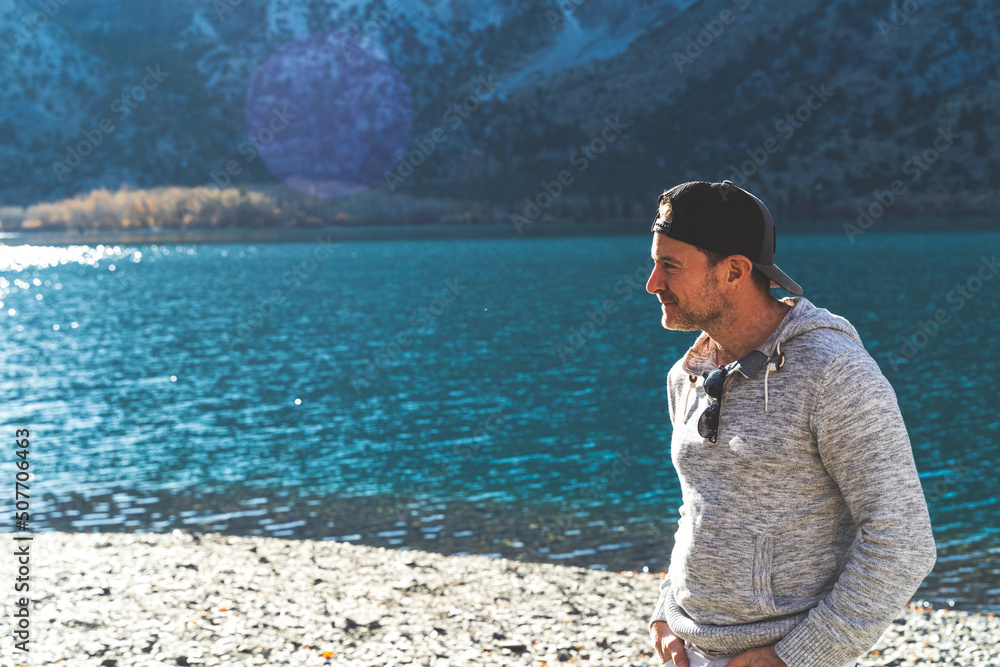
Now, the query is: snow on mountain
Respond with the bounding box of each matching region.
[0,0,996,212]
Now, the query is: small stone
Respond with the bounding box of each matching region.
[497,641,528,654]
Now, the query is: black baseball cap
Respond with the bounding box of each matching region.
[650,180,803,296]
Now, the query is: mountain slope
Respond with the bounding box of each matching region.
[0,0,996,220]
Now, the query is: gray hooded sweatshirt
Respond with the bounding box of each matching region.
[648,296,937,667]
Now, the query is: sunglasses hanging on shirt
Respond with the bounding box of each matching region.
[697,364,731,443]
[696,349,770,443]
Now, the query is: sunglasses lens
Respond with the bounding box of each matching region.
[698,403,719,440]
[704,369,727,398]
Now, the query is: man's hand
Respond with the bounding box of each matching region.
[725,645,787,667]
[649,620,688,666]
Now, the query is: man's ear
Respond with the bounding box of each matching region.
[723,255,754,292]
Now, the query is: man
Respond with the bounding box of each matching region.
[644,180,937,667]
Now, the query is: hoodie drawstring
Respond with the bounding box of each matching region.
[764,340,785,413]
[683,375,697,415]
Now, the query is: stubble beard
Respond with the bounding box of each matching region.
[661,277,728,333]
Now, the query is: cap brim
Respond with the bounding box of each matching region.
[754,262,803,296]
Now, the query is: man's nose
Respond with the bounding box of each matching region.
[646,267,662,294]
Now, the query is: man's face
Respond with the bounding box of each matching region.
[645,233,727,331]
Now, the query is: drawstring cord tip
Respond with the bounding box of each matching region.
[764,341,785,413]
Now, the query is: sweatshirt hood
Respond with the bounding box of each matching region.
[679,296,863,411]
[760,295,862,356]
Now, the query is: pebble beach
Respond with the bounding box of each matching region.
[4,532,998,666]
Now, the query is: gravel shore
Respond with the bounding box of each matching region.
[4,532,997,666]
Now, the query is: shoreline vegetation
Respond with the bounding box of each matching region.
[27,531,1000,666]
[0,185,997,246]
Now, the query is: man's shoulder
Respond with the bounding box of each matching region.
[782,298,867,358]
[791,327,895,392]
[792,326,863,354]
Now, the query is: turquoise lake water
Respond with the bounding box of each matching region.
[1,230,998,611]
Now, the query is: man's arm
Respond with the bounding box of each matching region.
[651,369,679,633]
[649,574,671,630]
[773,349,937,667]
[649,577,693,667]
